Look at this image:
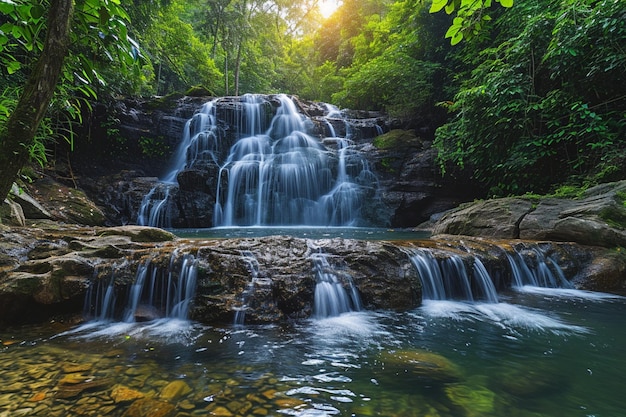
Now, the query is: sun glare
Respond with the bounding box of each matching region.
[319,0,340,19]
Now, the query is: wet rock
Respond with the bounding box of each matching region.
[122,398,176,417]
[445,382,495,417]
[431,198,534,239]
[379,349,463,383]
[61,362,93,374]
[159,380,192,402]
[0,197,26,226]
[55,377,112,399]
[495,364,567,398]
[100,225,176,242]
[10,183,52,221]
[432,180,626,248]
[111,385,145,403]
[24,178,106,226]
[207,405,235,416]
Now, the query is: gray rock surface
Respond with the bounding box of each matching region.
[1,222,624,328]
[432,180,626,248]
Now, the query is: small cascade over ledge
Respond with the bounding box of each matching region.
[311,251,362,318]
[73,232,599,327]
[84,252,198,323]
[137,94,383,229]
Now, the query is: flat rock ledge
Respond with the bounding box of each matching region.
[0,222,420,327]
[1,221,624,328]
[431,180,626,248]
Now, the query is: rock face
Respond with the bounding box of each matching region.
[366,129,482,227]
[0,223,421,327]
[20,95,481,229]
[1,222,624,327]
[432,180,626,248]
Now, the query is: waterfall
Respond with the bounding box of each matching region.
[138,94,378,228]
[85,253,198,322]
[507,245,573,289]
[406,248,499,302]
[311,252,362,318]
[233,250,260,325]
[84,273,118,322]
[406,245,573,304]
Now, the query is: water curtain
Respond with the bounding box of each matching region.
[138,94,377,228]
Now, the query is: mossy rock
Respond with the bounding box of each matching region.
[379,349,463,383]
[145,93,185,111]
[185,85,214,97]
[445,382,495,416]
[100,226,176,242]
[373,129,423,150]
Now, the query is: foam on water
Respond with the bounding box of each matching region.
[420,300,589,335]
[57,318,200,345]
[514,285,626,301]
[308,311,389,343]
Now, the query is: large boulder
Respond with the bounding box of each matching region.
[1,221,624,328]
[431,198,534,239]
[432,180,626,248]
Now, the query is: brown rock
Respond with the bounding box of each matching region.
[159,380,192,402]
[205,405,234,416]
[55,377,112,399]
[111,384,145,403]
[122,398,176,417]
[61,362,93,373]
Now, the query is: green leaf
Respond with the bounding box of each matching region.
[6,60,20,74]
[499,0,514,8]
[450,31,463,45]
[0,3,15,14]
[29,4,44,19]
[99,6,111,27]
[430,0,450,14]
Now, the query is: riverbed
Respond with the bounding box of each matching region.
[1,287,623,417]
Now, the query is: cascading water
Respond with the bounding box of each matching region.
[233,250,274,325]
[507,245,573,289]
[84,252,198,323]
[404,245,570,303]
[138,94,379,228]
[311,252,362,318]
[406,248,500,302]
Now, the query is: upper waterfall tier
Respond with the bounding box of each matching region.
[138,94,384,228]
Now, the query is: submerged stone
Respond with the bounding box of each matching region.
[379,349,463,383]
[111,384,145,403]
[122,398,176,417]
[445,383,495,417]
[159,380,192,402]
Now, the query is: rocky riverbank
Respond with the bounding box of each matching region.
[428,180,626,248]
[0,219,624,328]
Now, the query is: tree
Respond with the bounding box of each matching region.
[0,0,139,202]
[0,0,73,201]
[433,0,626,195]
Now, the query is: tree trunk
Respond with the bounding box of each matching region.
[234,41,242,96]
[0,0,74,201]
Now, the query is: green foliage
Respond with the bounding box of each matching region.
[430,0,514,45]
[141,2,221,95]
[0,0,143,175]
[139,136,170,158]
[434,0,626,196]
[334,49,439,117]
